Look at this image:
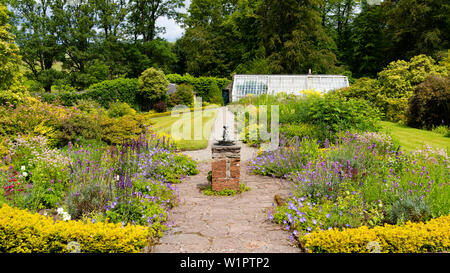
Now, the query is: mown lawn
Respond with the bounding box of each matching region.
[150,108,219,151]
[380,121,450,152]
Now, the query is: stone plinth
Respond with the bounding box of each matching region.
[211,144,241,192]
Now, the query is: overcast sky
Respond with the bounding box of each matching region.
[156,0,191,42]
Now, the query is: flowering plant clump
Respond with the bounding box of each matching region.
[63,133,197,234]
[250,136,321,178]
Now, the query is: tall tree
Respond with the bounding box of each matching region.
[180,0,238,77]
[7,0,63,91]
[128,0,184,42]
[384,0,450,61]
[349,1,390,77]
[257,0,339,74]
[51,0,97,88]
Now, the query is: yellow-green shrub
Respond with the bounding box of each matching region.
[302,215,450,253]
[0,204,152,253]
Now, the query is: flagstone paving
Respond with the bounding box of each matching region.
[151,107,299,253]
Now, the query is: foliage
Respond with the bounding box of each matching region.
[302,215,450,253]
[166,73,230,102]
[242,92,381,145]
[34,78,140,110]
[137,68,169,111]
[0,95,152,148]
[127,0,185,42]
[0,3,22,92]
[207,81,223,106]
[407,75,450,129]
[337,54,448,122]
[384,0,450,61]
[107,102,136,118]
[0,204,151,253]
[387,195,431,225]
[347,3,390,78]
[335,77,379,104]
[88,78,139,109]
[376,54,447,121]
[306,94,381,135]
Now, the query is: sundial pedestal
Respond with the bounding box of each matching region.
[211,144,241,192]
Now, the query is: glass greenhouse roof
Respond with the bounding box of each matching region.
[231,74,349,102]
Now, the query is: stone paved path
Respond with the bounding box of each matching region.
[151,107,299,253]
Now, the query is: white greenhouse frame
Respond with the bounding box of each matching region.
[231,74,349,102]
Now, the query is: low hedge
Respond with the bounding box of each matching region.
[0,204,152,253]
[166,74,230,101]
[302,215,450,253]
[33,78,140,109]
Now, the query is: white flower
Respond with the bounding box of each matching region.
[57,207,71,221]
[21,166,26,171]
[22,172,28,177]
[62,212,71,221]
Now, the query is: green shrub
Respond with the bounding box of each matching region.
[172,84,194,107]
[52,111,103,147]
[66,183,113,220]
[207,81,224,106]
[387,195,431,225]
[306,94,381,137]
[107,102,136,118]
[88,78,139,108]
[335,77,379,104]
[337,54,448,122]
[74,99,101,114]
[138,68,169,111]
[100,114,147,145]
[406,75,450,129]
[431,125,450,136]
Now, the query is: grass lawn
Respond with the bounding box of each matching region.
[150,108,219,151]
[380,121,450,152]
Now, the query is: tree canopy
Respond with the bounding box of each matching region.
[1,0,448,89]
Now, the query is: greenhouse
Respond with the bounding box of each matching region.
[230,74,350,102]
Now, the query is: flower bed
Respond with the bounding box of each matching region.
[0,132,199,252]
[252,132,450,252]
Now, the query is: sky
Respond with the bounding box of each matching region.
[156,0,191,42]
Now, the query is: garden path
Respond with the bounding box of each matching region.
[152,107,299,253]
